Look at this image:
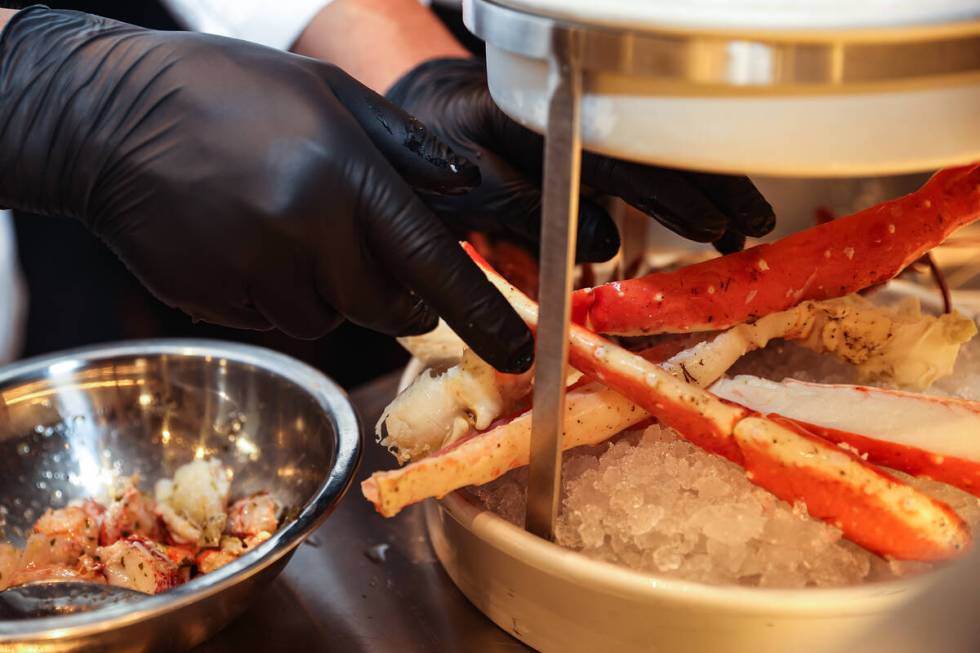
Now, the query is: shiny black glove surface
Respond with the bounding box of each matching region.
[0,7,534,372]
[387,58,776,258]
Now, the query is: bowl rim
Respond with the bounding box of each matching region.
[407,281,978,613]
[0,338,362,641]
[434,490,932,616]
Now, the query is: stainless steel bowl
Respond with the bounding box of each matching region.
[0,340,361,652]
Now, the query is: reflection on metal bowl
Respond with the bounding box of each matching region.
[0,340,360,652]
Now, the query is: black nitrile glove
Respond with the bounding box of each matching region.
[387,58,776,258]
[0,7,535,372]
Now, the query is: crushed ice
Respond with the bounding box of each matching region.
[468,324,980,588]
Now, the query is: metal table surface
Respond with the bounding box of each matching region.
[192,372,530,653]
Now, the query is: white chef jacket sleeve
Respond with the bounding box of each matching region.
[0,211,26,364]
[160,0,335,51]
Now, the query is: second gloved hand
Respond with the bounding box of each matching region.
[0,7,534,372]
[387,58,777,258]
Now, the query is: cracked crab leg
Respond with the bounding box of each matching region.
[363,338,725,518]
[362,381,645,518]
[466,244,969,560]
[397,319,467,368]
[663,294,975,390]
[382,187,978,464]
[374,290,973,479]
[576,163,980,335]
[376,349,536,464]
[712,377,980,497]
[365,294,973,518]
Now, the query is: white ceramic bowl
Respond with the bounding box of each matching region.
[489,0,980,31]
[485,44,980,178]
[471,0,980,177]
[402,284,978,653]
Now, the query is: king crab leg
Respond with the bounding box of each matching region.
[364,294,974,518]
[575,164,980,335]
[712,377,980,497]
[379,290,972,467]
[663,294,974,391]
[464,244,970,561]
[363,380,651,519]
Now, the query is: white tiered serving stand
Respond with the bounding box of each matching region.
[424,2,980,651]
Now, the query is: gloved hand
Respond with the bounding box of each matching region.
[387,58,776,258]
[0,7,534,372]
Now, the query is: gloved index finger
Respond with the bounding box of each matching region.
[683,171,776,238]
[360,164,535,373]
[320,65,482,196]
[581,154,730,243]
[387,218,534,373]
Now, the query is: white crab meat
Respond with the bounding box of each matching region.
[226,492,280,540]
[100,477,163,545]
[97,537,180,594]
[711,376,980,464]
[379,349,586,464]
[397,319,467,368]
[378,349,536,463]
[155,458,231,547]
[243,531,272,549]
[195,536,246,574]
[665,295,975,391]
[20,504,102,570]
[798,296,975,389]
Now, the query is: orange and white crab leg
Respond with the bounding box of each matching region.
[382,253,975,464]
[376,349,537,464]
[466,243,969,561]
[665,295,975,390]
[712,377,980,497]
[362,382,645,518]
[364,337,729,518]
[397,319,468,368]
[365,293,973,517]
[575,163,980,335]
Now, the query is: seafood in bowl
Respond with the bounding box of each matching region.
[0,458,282,595]
[0,341,360,653]
[364,163,980,584]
